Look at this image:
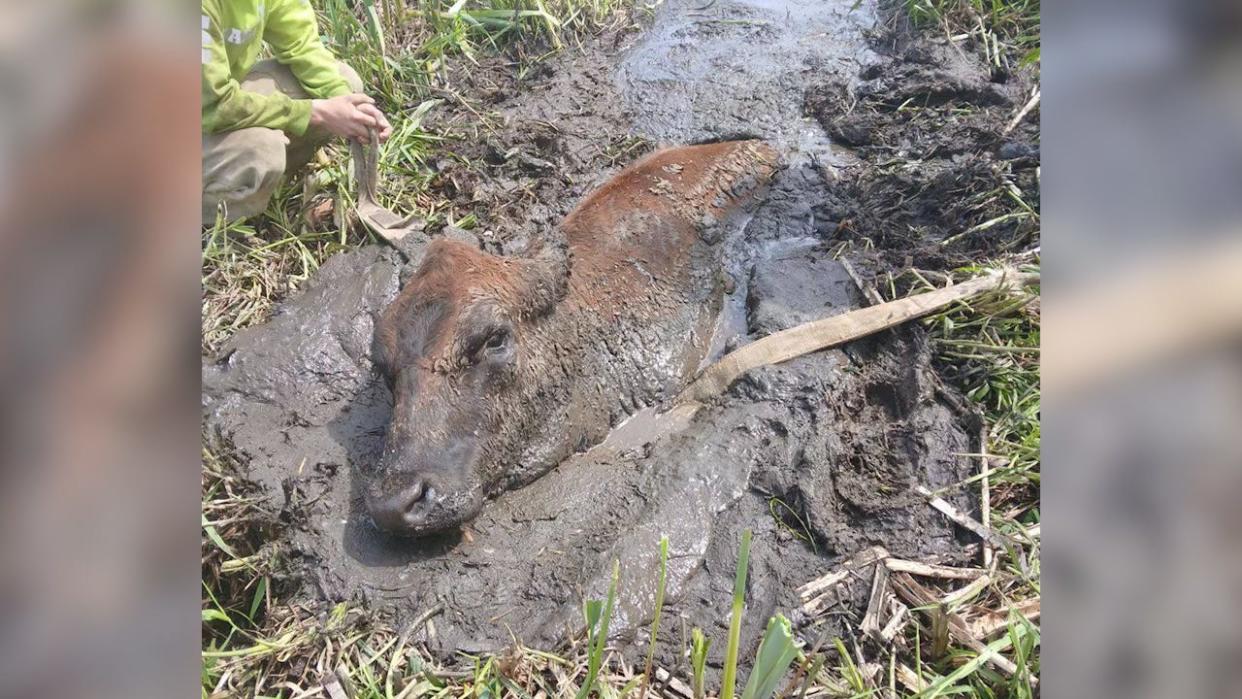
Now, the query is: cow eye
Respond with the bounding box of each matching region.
[483,330,509,351]
[471,329,510,364]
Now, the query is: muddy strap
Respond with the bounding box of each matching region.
[675,268,1040,405]
[350,130,425,244]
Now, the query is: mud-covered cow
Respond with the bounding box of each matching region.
[367,140,780,536]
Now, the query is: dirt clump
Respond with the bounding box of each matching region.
[804,29,1040,273]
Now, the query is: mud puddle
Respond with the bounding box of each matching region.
[204,0,1035,676]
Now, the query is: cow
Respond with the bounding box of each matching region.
[367,140,780,536]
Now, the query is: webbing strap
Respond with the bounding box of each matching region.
[350,129,424,243]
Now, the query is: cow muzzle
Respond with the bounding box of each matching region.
[364,469,483,536]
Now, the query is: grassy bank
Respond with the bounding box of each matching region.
[201,0,1040,696]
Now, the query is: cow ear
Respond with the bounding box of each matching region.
[511,230,571,320]
[371,305,399,382]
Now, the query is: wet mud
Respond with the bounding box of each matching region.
[204,0,1033,674]
[616,0,876,152]
[803,23,1040,271]
[203,244,978,662]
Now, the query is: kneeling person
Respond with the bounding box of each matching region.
[201,0,393,224]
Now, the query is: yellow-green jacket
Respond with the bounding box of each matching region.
[201,0,352,135]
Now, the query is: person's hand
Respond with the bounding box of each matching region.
[308,94,391,143]
[357,102,393,142]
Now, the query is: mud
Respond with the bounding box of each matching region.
[203,244,977,662]
[204,0,1034,675]
[616,0,877,153]
[803,24,1041,272]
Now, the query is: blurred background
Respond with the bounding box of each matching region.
[0,2,200,698]
[1043,0,1242,697]
[0,0,1239,695]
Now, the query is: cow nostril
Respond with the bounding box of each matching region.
[404,480,430,513]
[369,476,438,534]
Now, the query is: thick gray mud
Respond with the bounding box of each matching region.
[617,0,876,152]
[203,244,978,663]
[203,0,1027,675]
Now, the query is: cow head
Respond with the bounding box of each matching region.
[367,235,569,536]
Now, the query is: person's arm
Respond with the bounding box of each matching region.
[263,0,352,100]
[201,11,312,134]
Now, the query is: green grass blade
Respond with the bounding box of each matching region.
[918,622,1035,699]
[720,529,752,699]
[576,559,620,699]
[202,513,238,559]
[361,0,387,56]
[690,628,711,699]
[797,652,826,699]
[247,576,267,622]
[833,637,865,693]
[640,536,669,697]
[741,614,799,699]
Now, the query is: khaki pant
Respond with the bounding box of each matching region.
[202,60,363,225]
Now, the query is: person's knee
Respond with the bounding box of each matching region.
[202,129,288,222]
[338,62,364,94]
[215,132,286,189]
[249,133,288,181]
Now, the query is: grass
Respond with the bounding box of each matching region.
[921,273,1042,696]
[690,628,711,699]
[741,616,799,699]
[720,530,753,699]
[929,278,1040,491]
[202,0,1040,695]
[640,536,671,698]
[578,561,622,698]
[902,0,1040,65]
